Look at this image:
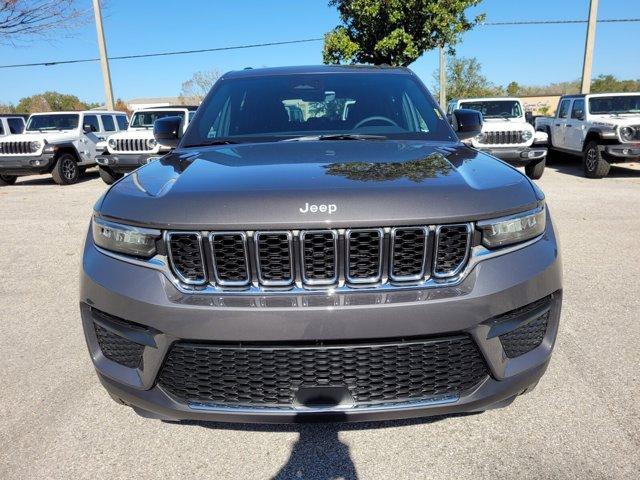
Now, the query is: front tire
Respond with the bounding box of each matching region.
[0,174,17,186]
[98,166,123,185]
[525,157,546,180]
[51,153,80,185]
[583,141,610,178]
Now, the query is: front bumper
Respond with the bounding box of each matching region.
[477,146,547,165]
[80,216,562,423]
[604,144,640,161]
[96,153,162,173]
[0,153,55,175]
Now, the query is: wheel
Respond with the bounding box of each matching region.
[51,152,80,185]
[583,141,610,178]
[98,166,123,185]
[525,157,546,180]
[0,174,17,186]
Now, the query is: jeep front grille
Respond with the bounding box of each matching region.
[166,224,473,290]
[0,140,37,155]
[481,130,526,145]
[112,138,153,152]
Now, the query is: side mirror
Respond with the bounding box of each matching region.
[525,111,533,124]
[83,124,93,134]
[451,109,483,141]
[153,116,182,149]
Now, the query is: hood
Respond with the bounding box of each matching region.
[1,130,77,143]
[590,115,640,127]
[99,140,539,230]
[481,118,533,131]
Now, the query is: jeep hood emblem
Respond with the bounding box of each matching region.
[299,202,337,214]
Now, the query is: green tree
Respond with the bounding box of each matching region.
[323,0,485,67]
[590,74,640,93]
[15,91,94,113]
[506,81,520,96]
[434,57,503,101]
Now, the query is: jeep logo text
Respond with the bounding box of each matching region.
[299,202,337,214]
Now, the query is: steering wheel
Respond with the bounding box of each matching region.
[354,116,399,129]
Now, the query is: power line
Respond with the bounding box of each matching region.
[0,37,323,69]
[0,18,639,70]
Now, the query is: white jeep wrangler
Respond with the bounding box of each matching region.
[0,110,127,186]
[0,114,27,137]
[535,92,640,178]
[447,97,548,179]
[96,106,198,184]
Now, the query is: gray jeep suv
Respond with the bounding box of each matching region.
[80,65,562,423]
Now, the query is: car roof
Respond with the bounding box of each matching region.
[29,111,127,115]
[222,64,413,79]
[141,105,199,111]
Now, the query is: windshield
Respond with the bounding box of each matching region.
[129,111,185,128]
[589,95,640,115]
[26,114,79,131]
[459,100,522,119]
[182,73,455,146]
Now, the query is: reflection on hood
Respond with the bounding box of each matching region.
[323,153,453,182]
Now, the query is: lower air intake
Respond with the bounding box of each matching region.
[94,322,144,369]
[157,335,489,407]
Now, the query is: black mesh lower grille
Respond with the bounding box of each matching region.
[302,231,337,282]
[434,225,470,276]
[157,335,489,407]
[211,233,249,285]
[94,323,144,368]
[256,232,293,284]
[168,233,206,283]
[498,297,551,358]
[391,228,427,279]
[347,229,382,281]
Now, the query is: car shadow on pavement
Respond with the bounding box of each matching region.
[178,413,475,479]
[11,169,100,186]
[546,153,640,179]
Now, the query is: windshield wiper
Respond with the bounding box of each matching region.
[185,138,240,147]
[285,134,387,142]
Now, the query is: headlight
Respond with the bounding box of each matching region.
[30,140,42,152]
[108,138,116,148]
[477,203,546,248]
[92,215,160,257]
[475,132,486,142]
[147,138,157,149]
[521,130,533,141]
[620,126,635,142]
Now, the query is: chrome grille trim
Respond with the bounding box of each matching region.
[113,138,153,153]
[209,232,251,287]
[166,231,207,286]
[254,231,295,286]
[299,229,339,286]
[345,228,384,284]
[433,223,473,279]
[481,130,525,145]
[0,141,36,155]
[389,226,429,282]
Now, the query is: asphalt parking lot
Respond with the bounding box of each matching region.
[1,156,639,480]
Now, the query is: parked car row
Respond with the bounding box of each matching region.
[1,91,639,186]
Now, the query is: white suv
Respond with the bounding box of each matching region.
[448,97,548,179]
[0,110,128,186]
[96,106,198,184]
[535,92,640,178]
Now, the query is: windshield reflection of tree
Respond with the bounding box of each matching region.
[323,153,453,182]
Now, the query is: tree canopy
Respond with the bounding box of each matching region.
[323,0,485,67]
[179,69,221,103]
[14,91,99,113]
[433,57,503,101]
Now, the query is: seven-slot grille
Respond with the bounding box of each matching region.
[481,130,526,145]
[0,141,37,155]
[157,335,489,407]
[112,138,153,152]
[166,224,473,289]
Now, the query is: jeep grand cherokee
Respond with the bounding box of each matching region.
[80,65,562,423]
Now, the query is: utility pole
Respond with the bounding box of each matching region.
[581,0,599,94]
[439,46,446,108]
[92,0,114,110]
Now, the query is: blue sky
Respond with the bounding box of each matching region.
[0,0,638,105]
